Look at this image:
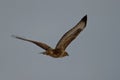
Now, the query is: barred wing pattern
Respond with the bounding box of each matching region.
[56,15,87,50]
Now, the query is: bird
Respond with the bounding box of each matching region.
[12,15,87,58]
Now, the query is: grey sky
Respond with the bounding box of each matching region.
[0,0,120,80]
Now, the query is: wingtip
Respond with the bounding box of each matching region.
[81,15,87,22]
[11,35,17,38]
[11,35,25,40]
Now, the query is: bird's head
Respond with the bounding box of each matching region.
[62,51,69,57]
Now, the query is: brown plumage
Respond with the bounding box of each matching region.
[12,15,87,58]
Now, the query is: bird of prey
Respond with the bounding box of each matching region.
[12,15,87,58]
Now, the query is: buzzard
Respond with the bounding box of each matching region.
[12,15,87,58]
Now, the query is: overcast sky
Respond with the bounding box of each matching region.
[0,0,120,80]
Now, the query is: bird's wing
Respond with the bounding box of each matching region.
[55,15,87,50]
[12,35,52,50]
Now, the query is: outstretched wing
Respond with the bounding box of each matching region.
[55,15,87,50]
[12,35,52,50]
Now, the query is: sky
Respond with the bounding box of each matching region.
[0,0,120,80]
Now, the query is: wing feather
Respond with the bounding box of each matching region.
[12,35,52,50]
[55,15,87,50]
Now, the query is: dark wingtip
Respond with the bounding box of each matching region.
[11,35,17,38]
[81,15,87,27]
[11,35,25,40]
[11,35,21,39]
[81,14,87,22]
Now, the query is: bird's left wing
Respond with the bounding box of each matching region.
[12,35,52,50]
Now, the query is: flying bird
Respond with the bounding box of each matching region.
[12,15,87,58]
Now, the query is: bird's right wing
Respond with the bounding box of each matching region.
[55,15,87,50]
[12,35,52,50]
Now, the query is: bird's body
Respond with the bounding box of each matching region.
[12,15,87,58]
[43,48,68,58]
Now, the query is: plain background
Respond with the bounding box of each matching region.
[0,0,120,80]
